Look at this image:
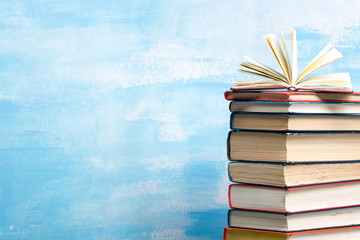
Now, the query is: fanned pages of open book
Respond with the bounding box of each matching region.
[235,29,352,92]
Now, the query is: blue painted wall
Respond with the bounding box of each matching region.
[1,1,360,239]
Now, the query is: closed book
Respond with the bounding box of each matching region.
[230,112,360,131]
[228,161,360,187]
[227,131,360,163]
[224,90,360,102]
[229,101,360,114]
[228,206,360,232]
[223,226,360,240]
[228,181,360,213]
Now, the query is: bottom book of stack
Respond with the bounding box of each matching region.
[228,206,360,232]
[223,226,360,240]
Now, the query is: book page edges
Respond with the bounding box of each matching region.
[243,56,287,81]
[281,31,292,82]
[240,62,286,82]
[291,29,297,84]
[295,47,343,84]
[233,79,289,88]
[266,34,291,82]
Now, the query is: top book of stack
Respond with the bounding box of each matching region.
[232,29,352,94]
[224,90,360,102]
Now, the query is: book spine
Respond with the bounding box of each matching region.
[227,131,232,161]
[227,162,233,182]
[223,228,227,240]
[229,113,234,129]
[228,185,233,209]
[224,91,232,101]
[227,209,231,227]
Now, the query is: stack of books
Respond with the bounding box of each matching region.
[222,30,360,240]
[223,90,360,240]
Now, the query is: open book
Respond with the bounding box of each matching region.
[234,29,352,92]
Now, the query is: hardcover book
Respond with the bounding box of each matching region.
[228,161,360,187]
[223,226,360,240]
[227,130,360,163]
[229,101,360,114]
[230,112,360,131]
[224,90,360,102]
[228,181,360,213]
[228,206,360,232]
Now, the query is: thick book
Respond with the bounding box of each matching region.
[227,131,360,163]
[234,29,352,92]
[224,90,360,102]
[228,206,360,232]
[229,101,360,114]
[228,161,360,187]
[223,226,360,240]
[230,112,360,131]
[228,181,360,213]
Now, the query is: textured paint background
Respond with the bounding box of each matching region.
[1,1,360,239]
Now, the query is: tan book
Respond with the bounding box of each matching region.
[229,181,360,213]
[229,101,360,114]
[227,131,360,163]
[228,161,360,187]
[230,113,360,131]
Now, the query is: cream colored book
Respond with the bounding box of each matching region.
[235,29,352,92]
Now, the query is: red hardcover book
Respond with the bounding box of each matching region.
[224,90,360,102]
[223,226,360,240]
[228,181,360,214]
